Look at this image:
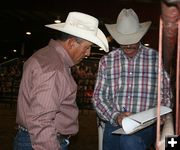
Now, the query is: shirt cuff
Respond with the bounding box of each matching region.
[110,112,121,126]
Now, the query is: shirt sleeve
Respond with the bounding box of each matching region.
[93,56,120,126]
[26,64,62,150]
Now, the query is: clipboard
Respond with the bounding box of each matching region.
[112,106,172,135]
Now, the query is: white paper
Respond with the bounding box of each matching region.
[122,117,140,134]
[112,106,172,135]
[112,119,156,135]
[128,106,172,124]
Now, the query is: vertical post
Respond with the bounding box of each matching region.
[176,20,180,135]
[156,17,163,150]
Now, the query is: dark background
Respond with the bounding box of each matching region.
[0,0,161,63]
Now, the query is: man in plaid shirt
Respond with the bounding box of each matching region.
[93,8,172,150]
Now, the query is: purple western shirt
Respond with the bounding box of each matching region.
[16,39,79,150]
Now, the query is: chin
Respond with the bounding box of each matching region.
[75,60,81,64]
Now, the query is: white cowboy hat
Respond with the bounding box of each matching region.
[45,12,109,52]
[105,8,151,45]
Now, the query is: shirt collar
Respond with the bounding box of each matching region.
[120,43,143,60]
[48,39,75,67]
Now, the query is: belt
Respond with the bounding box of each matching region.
[18,125,71,139]
[57,133,71,139]
[18,125,28,132]
[57,133,71,145]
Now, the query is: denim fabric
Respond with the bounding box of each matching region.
[57,136,69,150]
[13,129,69,150]
[103,122,156,150]
[13,130,32,150]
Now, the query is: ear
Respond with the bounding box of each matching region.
[66,38,76,50]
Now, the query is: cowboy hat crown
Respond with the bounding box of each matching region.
[105,8,151,45]
[45,12,109,52]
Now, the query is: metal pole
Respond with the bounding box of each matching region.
[156,17,163,150]
[176,19,180,135]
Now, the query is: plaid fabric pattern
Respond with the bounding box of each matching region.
[93,44,172,125]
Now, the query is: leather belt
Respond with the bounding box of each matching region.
[57,133,71,139]
[18,125,28,132]
[18,125,71,139]
[57,133,71,145]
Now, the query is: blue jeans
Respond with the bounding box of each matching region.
[103,122,156,150]
[13,129,69,150]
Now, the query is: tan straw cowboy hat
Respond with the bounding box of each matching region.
[45,12,109,52]
[105,8,151,45]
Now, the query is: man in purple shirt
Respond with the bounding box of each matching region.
[13,12,108,150]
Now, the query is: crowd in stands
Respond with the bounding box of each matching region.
[0,58,23,101]
[72,59,99,108]
[0,57,100,108]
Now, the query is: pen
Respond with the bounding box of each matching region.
[123,107,127,112]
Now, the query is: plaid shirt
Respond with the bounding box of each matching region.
[93,44,172,125]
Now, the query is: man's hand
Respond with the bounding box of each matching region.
[116,112,132,125]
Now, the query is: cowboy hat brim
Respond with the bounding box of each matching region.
[45,23,109,52]
[105,21,151,45]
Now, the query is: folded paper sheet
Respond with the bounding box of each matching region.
[112,106,172,135]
